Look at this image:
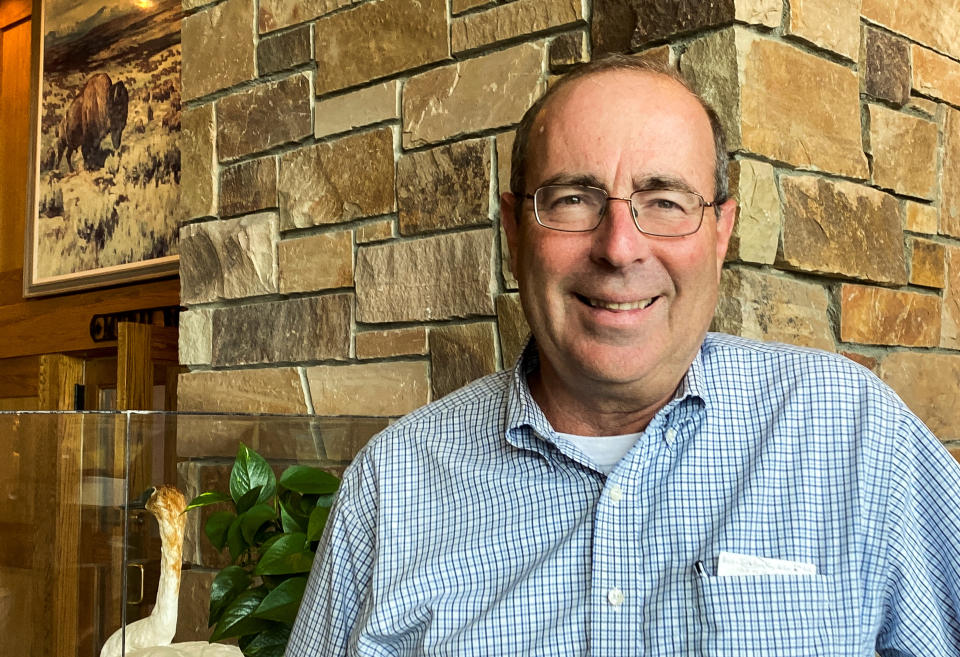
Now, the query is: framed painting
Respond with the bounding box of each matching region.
[23,0,182,297]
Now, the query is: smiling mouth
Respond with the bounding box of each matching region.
[579,295,658,311]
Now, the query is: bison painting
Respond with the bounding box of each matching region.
[51,72,129,173]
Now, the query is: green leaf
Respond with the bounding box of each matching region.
[306,505,331,542]
[230,443,277,507]
[279,465,340,495]
[236,485,264,515]
[315,494,335,508]
[208,565,251,625]
[254,533,314,576]
[227,516,248,562]
[185,491,232,512]
[279,499,307,534]
[253,576,308,624]
[241,504,279,544]
[245,626,292,657]
[205,511,236,551]
[210,588,271,642]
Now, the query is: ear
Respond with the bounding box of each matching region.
[714,198,737,278]
[500,192,521,277]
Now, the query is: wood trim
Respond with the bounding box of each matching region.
[0,0,30,28]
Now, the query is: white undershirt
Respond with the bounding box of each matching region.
[556,431,643,475]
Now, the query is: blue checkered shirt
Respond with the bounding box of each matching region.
[287,333,960,656]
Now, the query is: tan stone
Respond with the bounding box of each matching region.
[878,351,960,439]
[260,0,357,33]
[942,108,960,238]
[219,156,278,217]
[182,0,256,100]
[429,323,498,398]
[306,361,430,415]
[216,73,312,160]
[713,268,834,351]
[727,159,781,264]
[496,292,530,368]
[397,138,492,235]
[634,45,673,69]
[912,45,960,106]
[180,214,279,304]
[179,461,235,569]
[786,0,859,60]
[840,283,940,347]
[314,417,390,460]
[402,42,546,148]
[496,131,519,289]
[905,201,939,235]
[908,96,940,117]
[451,0,584,53]
[840,351,879,372]
[174,571,216,641]
[177,368,308,413]
[868,105,938,200]
[861,0,960,62]
[734,0,781,27]
[909,237,946,289]
[356,229,496,322]
[942,245,960,348]
[314,0,449,96]
[779,176,906,285]
[180,104,217,220]
[278,128,396,231]
[356,327,428,359]
[452,0,491,14]
[683,28,869,179]
[179,308,213,366]
[258,23,312,74]
[357,219,394,243]
[549,31,588,70]
[314,81,400,139]
[278,230,354,294]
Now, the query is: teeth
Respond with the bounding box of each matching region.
[587,297,655,311]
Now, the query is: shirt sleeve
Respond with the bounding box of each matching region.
[876,413,960,656]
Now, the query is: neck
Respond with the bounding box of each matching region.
[150,516,183,635]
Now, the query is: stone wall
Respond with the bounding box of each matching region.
[173,0,960,636]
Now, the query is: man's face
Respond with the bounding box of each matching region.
[502,70,736,410]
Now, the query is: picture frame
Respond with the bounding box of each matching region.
[23,0,182,297]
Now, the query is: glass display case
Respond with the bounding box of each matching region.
[0,411,378,656]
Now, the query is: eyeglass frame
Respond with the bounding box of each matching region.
[522,184,719,237]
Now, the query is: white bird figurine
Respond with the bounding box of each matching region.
[100,486,243,657]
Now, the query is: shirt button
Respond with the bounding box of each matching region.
[607,587,625,607]
[665,427,678,443]
[608,484,624,503]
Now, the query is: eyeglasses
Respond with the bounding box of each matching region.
[524,184,716,237]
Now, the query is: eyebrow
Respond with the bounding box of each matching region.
[535,173,699,195]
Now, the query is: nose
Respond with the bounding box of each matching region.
[590,196,652,268]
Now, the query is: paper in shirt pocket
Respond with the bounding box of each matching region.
[695,572,836,656]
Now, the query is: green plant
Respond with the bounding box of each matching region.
[186,443,340,657]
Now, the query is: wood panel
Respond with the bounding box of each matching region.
[0,354,39,397]
[0,14,30,273]
[0,0,30,27]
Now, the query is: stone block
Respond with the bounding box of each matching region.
[943,108,960,238]
[179,308,213,366]
[258,24,312,75]
[356,229,496,322]
[182,0,256,100]
[840,351,879,372]
[278,128,396,231]
[260,0,355,33]
[840,283,940,347]
[909,237,946,289]
[174,570,217,641]
[211,295,352,367]
[307,361,430,416]
[878,351,960,439]
[402,42,545,148]
[862,26,910,105]
[451,0,584,54]
[905,201,939,235]
[635,45,673,69]
[867,105,938,200]
[217,74,312,161]
[314,0,448,96]
[314,417,390,460]
[356,327,428,359]
[180,214,279,304]
[278,230,354,294]
[357,219,394,243]
[779,176,906,285]
[398,137,492,235]
[179,461,235,569]
[942,245,960,349]
[496,292,530,368]
[177,368,308,413]
[712,268,833,351]
[733,0,781,27]
[861,0,960,62]
[682,28,868,179]
[497,131,519,290]
[549,31,588,71]
[785,0,859,60]
[219,156,278,217]
[429,323,498,399]
[908,96,940,118]
[315,81,399,139]
[452,0,492,13]
[726,159,780,264]
[180,105,217,220]
[913,44,960,107]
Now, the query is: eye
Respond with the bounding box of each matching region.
[556,193,585,206]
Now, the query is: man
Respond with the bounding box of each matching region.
[287,55,960,655]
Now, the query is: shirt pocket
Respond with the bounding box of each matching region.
[695,574,836,656]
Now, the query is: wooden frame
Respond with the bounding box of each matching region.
[23,0,182,297]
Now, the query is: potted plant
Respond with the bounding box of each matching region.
[185,443,340,657]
